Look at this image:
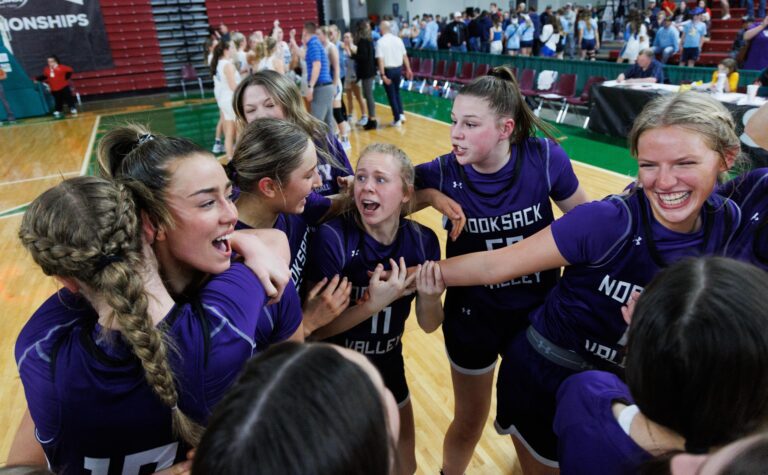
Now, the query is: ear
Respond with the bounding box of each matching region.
[54,276,80,294]
[402,184,414,204]
[140,210,162,244]
[499,117,516,141]
[721,146,739,172]
[258,177,279,198]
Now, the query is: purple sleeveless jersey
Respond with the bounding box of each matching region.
[555,371,650,474]
[720,169,768,271]
[415,138,579,315]
[306,215,440,362]
[15,263,266,474]
[535,190,740,369]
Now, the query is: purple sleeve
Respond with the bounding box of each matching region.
[15,294,84,442]
[302,191,332,225]
[545,140,580,202]
[269,280,303,342]
[199,262,267,333]
[305,221,346,283]
[551,198,631,265]
[415,157,444,191]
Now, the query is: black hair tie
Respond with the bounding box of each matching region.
[95,254,123,273]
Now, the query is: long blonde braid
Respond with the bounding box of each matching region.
[19,176,202,445]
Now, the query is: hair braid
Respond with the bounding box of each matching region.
[19,176,202,445]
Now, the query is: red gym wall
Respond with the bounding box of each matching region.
[76,0,317,96]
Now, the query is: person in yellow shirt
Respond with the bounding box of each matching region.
[710,58,739,92]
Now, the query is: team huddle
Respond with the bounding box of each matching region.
[9,67,768,475]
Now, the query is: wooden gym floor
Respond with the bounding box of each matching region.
[0,94,633,473]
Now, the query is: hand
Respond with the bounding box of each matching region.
[416,261,445,298]
[621,291,641,325]
[289,28,296,38]
[303,275,352,334]
[430,191,466,241]
[382,75,392,86]
[405,69,414,80]
[230,231,291,304]
[152,449,194,475]
[365,258,418,311]
[617,73,626,83]
[306,87,314,102]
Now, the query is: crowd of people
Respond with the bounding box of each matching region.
[5,3,768,475]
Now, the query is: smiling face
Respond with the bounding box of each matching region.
[636,126,731,233]
[242,84,286,123]
[157,153,238,277]
[353,151,410,232]
[275,139,321,214]
[450,95,514,173]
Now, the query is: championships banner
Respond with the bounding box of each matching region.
[0,0,113,74]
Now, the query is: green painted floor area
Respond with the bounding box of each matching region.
[374,87,638,177]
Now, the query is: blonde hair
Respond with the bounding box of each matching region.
[19,176,202,445]
[629,93,742,177]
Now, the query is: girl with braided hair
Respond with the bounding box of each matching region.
[15,176,272,474]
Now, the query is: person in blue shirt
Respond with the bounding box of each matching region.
[617,49,665,83]
[505,13,522,55]
[653,16,681,63]
[303,22,335,132]
[680,9,707,66]
[421,14,439,50]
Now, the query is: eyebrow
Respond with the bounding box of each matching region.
[186,182,232,198]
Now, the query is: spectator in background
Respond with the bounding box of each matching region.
[353,20,378,130]
[617,48,665,83]
[490,15,504,54]
[529,5,542,54]
[746,0,766,23]
[505,12,522,55]
[218,23,231,43]
[376,20,413,127]
[445,12,469,52]
[649,0,661,17]
[519,12,535,56]
[479,10,494,52]
[436,14,447,34]
[468,9,483,51]
[35,55,76,118]
[653,16,681,63]
[679,8,707,67]
[673,1,692,22]
[303,22,335,132]
[539,15,561,57]
[743,18,768,72]
[577,9,600,60]
[709,57,739,92]
[540,5,554,30]
[0,67,15,125]
[618,10,650,63]
[563,3,577,58]
[399,21,413,48]
[730,17,752,60]
[422,14,439,50]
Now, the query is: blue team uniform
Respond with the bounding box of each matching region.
[236,191,331,290]
[316,134,354,196]
[720,169,768,271]
[495,189,740,462]
[415,138,580,372]
[554,371,651,474]
[15,263,266,474]
[306,215,440,404]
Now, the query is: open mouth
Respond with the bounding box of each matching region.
[453,144,467,156]
[361,199,381,212]
[212,233,233,254]
[656,191,691,207]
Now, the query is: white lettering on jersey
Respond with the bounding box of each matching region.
[597,274,644,305]
[83,442,178,475]
[465,203,543,234]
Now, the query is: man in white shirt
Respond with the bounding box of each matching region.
[376,21,413,126]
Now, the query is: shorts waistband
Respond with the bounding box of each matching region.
[316,82,333,87]
[526,326,594,372]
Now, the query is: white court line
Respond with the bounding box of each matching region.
[0,202,30,219]
[376,101,635,179]
[0,171,79,187]
[80,114,102,176]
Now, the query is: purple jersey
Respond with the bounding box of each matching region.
[415,138,579,315]
[315,134,354,196]
[306,214,440,362]
[236,191,331,289]
[720,169,768,270]
[555,371,650,474]
[536,190,739,369]
[257,279,302,350]
[15,263,266,474]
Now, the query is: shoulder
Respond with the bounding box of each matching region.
[16,291,90,368]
